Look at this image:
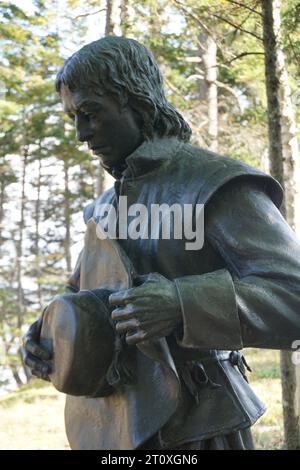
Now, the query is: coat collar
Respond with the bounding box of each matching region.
[103,136,183,180]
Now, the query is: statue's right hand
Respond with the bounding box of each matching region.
[23,317,52,382]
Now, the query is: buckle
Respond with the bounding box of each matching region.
[229,351,252,382]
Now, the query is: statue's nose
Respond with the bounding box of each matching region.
[75,116,93,142]
[77,129,93,143]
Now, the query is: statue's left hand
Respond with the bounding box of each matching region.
[109,273,182,346]
[23,317,52,381]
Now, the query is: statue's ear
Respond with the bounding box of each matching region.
[126,97,144,126]
[119,93,129,112]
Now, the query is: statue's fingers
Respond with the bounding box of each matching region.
[111,304,138,321]
[41,372,51,382]
[31,369,50,382]
[31,370,42,379]
[115,318,140,334]
[125,329,147,346]
[109,290,133,306]
[109,286,147,306]
[25,339,51,361]
[134,272,166,285]
[24,352,51,375]
[26,318,42,337]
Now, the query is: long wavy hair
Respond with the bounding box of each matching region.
[55,36,191,142]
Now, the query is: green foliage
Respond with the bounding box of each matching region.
[0,1,298,402]
[0,0,95,388]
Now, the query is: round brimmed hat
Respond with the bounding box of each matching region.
[40,288,115,397]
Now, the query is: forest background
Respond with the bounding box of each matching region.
[1,0,300,449]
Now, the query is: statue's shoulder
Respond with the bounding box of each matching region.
[175,142,283,208]
[177,142,258,174]
[83,186,115,224]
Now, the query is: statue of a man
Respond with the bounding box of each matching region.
[23,37,300,450]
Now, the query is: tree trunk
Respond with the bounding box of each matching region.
[105,0,122,36]
[198,32,218,152]
[96,0,123,196]
[273,0,300,231]
[2,340,24,387]
[15,149,28,331]
[18,346,31,383]
[11,364,23,387]
[0,178,5,253]
[95,162,105,197]
[63,159,72,275]
[273,0,300,450]
[120,0,134,36]
[262,0,300,449]
[34,152,43,309]
[262,0,284,189]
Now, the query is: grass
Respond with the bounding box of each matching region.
[0,380,69,450]
[246,348,283,450]
[0,348,283,450]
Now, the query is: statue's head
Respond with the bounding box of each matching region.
[55,37,191,171]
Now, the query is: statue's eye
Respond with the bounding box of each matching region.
[81,111,96,119]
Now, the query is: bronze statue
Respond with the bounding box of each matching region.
[23,37,300,450]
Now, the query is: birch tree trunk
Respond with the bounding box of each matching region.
[105,0,122,36]
[34,152,43,309]
[63,159,72,275]
[120,0,134,36]
[274,0,300,450]
[93,0,122,196]
[15,149,28,331]
[262,0,300,449]
[197,31,218,152]
[0,175,5,254]
[262,0,284,188]
[95,162,105,196]
[273,0,300,232]
[203,35,218,152]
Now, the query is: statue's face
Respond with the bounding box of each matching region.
[60,84,144,169]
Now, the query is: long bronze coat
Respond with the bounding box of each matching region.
[63,137,300,449]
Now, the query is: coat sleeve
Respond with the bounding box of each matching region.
[174,178,300,350]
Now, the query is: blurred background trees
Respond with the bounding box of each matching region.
[0,0,299,448]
